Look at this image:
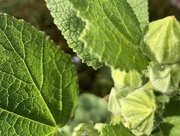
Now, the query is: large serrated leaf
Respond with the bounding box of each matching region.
[45,0,102,69]
[68,0,149,71]
[0,14,78,135]
[127,0,149,31]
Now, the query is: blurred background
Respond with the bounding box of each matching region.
[0,0,180,135]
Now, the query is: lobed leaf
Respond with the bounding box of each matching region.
[68,0,149,71]
[0,14,78,135]
[45,0,102,69]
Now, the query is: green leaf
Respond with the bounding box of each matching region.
[45,0,102,69]
[68,0,149,71]
[127,0,149,31]
[101,123,134,136]
[0,14,78,135]
[160,96,180,136]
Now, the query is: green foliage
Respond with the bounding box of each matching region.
[0,14,78,135]
[1,0,180,135]
[67,0,149,72]
[46,0,150,72]
[160,96,180,135]
[127,0,149,31]
[45,0,102,69]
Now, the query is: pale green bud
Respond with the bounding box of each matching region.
[111,68,142,90]
[120,89,162,136]
[141,16,180,64]
[108,88,122,114]
[149,63,180,95]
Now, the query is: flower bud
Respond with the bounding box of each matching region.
[111,68,142,90]
[141,16,180,64]
[120,89,162,136]
[149,63,180,95]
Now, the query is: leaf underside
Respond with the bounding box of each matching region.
[67,0,149,72]
[45,0,102,69]
[127,0,149,31]
[0,14,78,136]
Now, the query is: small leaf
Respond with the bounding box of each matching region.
[0,14,78,135]
[101,123,134,136]
[68,0,149,71]
[127,0,149,31]
[45,0,102,69]
[120,89,159,136]
[160,96,180,136]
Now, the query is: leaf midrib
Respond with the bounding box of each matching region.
[0,15,57,126]
[0,108,57,130]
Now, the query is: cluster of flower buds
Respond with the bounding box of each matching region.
[141,16,180,95]
[109,16,180,136]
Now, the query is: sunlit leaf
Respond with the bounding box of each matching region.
[127,0,149,31]
[0,14,78,135]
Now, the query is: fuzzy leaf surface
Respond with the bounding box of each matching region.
[45,0,102,69]
[0,14,78,135]
[68,0,149,71]
[127,0,149,31]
